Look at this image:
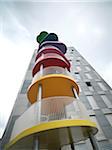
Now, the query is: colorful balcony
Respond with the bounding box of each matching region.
[38,41,67,54]
[33,66,70,81]
[27,74,79,104]
[4,31,99,150]
[35,47,70,66]
[32,52,70,76]
[5,97,98,150]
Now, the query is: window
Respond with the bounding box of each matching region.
[76,59,80,65]
[85,66,91,71]
[105,114,112,126]
[91,116,105,140]
[87,96,99,110]
[21,80,31,94]
[101,95,112,108]
[75,72,79,74]
[77,57,81,60]
[74,72,81,80]
[76,61,80,65]
[70,51,74,54]
[110,90,112,94]
[76,66,81,72]
[86,82,91,86]
[85,82,94,92]
[93,71,100,79]
[85,73,92,79]
[98,82,107,91]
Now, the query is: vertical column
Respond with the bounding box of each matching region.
[34,137,39,150]
[67,127,75,150]
[89,133,100,150]
[34,84,42,150]
[38,84,42,122]
[40,64,43,77]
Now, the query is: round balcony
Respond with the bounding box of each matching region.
[6,97,98,150]
[32,52,70,77]
[27,74,79,104]
[38,41,67,54]
[33,66,71,82]
[35,47,70,66]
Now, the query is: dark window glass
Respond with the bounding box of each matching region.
[85,82,91,86]
[75,72,79,74]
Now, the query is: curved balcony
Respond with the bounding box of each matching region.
[35,47,70,66]
[36,45,60,55]
[33,66,71,83]
[32,52,70,77]
[6,97,98,150]
[38,41,67,54]
[27,74,79,104]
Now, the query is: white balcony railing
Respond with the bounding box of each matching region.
[33,66,71,82]
[10,96,92,142]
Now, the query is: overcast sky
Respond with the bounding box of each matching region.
[0,1,112,138]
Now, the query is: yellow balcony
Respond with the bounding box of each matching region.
[27,74,79,104]
[5,97,98,150]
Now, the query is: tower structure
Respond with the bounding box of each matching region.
[1,32,112,150]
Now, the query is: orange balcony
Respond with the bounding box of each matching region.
[27,74,79,104]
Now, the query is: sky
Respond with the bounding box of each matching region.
[0,1,112,138]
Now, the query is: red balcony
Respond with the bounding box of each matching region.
[32,52,70,77]
[35,47,70,65]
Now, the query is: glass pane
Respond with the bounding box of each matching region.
[74,73,81,80]
[87,96,99,110]
[76,66,81,72]
[85,82,94,92]
[105,114,112,126]
[91,116,105,140]
[85,66,91,71]
[98,82,107,91]
[88,86,94,92]
[101,95,112,108]
[85,73,92,79]
[33,66,70,82]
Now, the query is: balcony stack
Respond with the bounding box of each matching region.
[6,31,98,150]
